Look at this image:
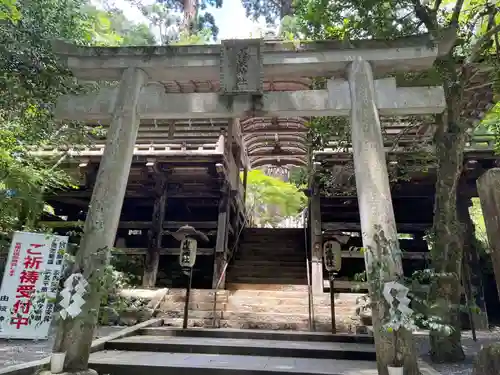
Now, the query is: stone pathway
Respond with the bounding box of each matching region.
[0,326,122,367]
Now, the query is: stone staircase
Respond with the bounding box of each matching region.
[156,228,362,332]
[88,324,378,375]
[226,228,307,285]
[224,285,361,331]
[158,288,228,327]
[224,228,361,332]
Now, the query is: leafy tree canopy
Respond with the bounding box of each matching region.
[244,169,306,227]
[241,0,293,25]
[0,0,165,237]
[0,0,98,235]
[125,1,214,43]
[130,0,222,40]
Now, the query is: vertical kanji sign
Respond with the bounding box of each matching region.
[0,231,68,339]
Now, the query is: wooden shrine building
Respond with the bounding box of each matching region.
[34,34,498,330]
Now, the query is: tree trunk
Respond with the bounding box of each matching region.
[280,0,293,19]
[182,0,197,34]
[428,62,467,362]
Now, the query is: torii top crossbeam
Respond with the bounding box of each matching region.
[54,31,454,82]
[51,32,454,169]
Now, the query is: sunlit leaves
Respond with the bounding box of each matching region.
[244,170,306,227]
[0,0,20,22]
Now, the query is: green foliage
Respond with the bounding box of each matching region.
[482,102,500,152]
[98,262,131,325]
[244,169,306,227]
[0,0,98,235]
[133,0,222,40]
[469,197,489,252]
[288,166,308,188]
[126,1,215,44]
[0,0,20,22]
[240,0,294,25]
[83,3,156,46]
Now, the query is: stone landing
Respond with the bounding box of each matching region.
[88,325,379,375]
[154,286,364,332]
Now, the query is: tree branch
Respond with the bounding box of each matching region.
[433,0,444,12]
[450,0,466,29]
[411,0,436,33]
[467,21,500,63]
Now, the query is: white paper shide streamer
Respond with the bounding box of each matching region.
[382,281,415,331]
[59,273,88,320]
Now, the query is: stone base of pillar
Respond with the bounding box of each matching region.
[40,369,98,375]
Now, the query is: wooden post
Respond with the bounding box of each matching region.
[477,168,500,302]
[347,58,419,375]
[243,167,248,204]
[310,181,323,295]
[143,173,168,288]
[52,67,147,372]
[213,186,230,289]
[212,120,234,289]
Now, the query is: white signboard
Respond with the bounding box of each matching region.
[0,231,68,339]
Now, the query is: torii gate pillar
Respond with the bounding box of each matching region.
[52,67,147,372]
[348,57,418,375]
[477,169,500,302]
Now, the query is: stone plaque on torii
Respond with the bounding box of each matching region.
[49,34,453,375]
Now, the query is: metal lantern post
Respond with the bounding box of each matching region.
[172,225,209,329]
[323,240,343,333]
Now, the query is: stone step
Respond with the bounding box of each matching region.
[158,317,355,333]
[227,277,308,285]
[230,259,306,266]
[89,351,378,375]
[162,295,228,304]
[105,335,376,361]
[238,243,304,249]
[233,259,305,266]
[226,283,309,291]
[167,289,228,297]
[228,257,306,269]
[235,250,305,255]
[226,303,356,316]
[139,327,375,344]
[227,269,306,278]
[229,290,309,299]
[164,289,228,303]
[222,311,317,323]
[228,293,359,304]
[226,302,307,314]
[235,252,305,258]
[220,318,351,332]
[160,301,226,311]
[161,309,222,319]
[229,263,305,270]
[243,228,303,234]
[236,246,304,252]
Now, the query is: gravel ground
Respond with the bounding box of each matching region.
[0,326,122,368]
[415,329,500,375]
[1,327,499,373]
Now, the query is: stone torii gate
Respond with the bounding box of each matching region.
[51,35,452,375]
